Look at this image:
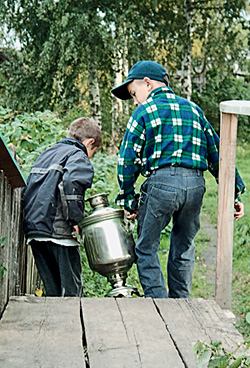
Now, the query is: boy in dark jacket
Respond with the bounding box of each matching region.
[22,117,102,297]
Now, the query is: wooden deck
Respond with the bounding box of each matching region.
[0,295,243,367]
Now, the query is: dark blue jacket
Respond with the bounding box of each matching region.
[23,138,94,238]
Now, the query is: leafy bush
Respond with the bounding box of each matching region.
[0,107,66,178]
[193,337,250,368]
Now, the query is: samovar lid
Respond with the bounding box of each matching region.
[79,193,124,228]
[87,192,109,209]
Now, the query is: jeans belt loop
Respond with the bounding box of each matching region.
[170,166,175,176]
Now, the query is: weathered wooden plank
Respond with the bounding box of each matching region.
[0,171,4,302]
[18,228,30,295]
[216,112,238,310]
[0,295,85,368]
[0,178,10,313]
[220,100,250,116]
[81,297,140,368]
[116,298,185,367]
[26,244,38,293]
[9,187,18,297]
[154,298,203,367]
[0,296,245,368]
[155,298,243,367]
[82,298,185,368]
[0,172,28,315]
[13,188,23,296]
[186,299,243,351]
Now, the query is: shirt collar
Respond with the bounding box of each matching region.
[149,86,174,99]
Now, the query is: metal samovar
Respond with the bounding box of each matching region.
[78,193,139,297]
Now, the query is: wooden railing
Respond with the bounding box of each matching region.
[216,100,250,310]
[0,134,40,316]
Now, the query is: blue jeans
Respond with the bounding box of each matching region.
[136,166,206,298]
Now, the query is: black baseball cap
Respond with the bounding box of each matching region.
[111,60,169,100]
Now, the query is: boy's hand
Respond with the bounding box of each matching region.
[234,202,244,221]
[125,209,139,220]
[72,225,81,237]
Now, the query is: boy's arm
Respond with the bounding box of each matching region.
[116,116,145,211]
[61,151,94,225]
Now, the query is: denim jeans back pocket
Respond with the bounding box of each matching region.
[148,186,177,218]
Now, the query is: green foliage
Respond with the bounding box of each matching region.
[1,236,7,280]
[193,338,250,368]
[1,264,7,280]
[87,153,118,197]
[0,107,66,178]
[193,316,250,368]
[84,152,118,216]
[195,297,250,366]
[192,74,250,134]
[191,227,216,300]
[0,0,249,144]
[198,144,250,338]
[80,243,111,297]
[1,236,7,247]
[0,0,115,112]
[231,145,250,338]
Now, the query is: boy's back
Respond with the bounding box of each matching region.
[22,117,102,297]
[23,137,94,239]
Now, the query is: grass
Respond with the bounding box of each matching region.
[191,142,250,338]
[81,144,250,337]
[231,144,250,337]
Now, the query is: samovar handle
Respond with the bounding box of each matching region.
[123,211,135,232]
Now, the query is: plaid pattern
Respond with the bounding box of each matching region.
[116,87,245,210]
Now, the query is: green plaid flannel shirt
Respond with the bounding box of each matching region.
[116,87,245,210]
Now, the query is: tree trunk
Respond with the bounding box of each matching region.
[112,54,123,130]
[181,0,192,100]
[110,25,128,151]
[88,61,102,129]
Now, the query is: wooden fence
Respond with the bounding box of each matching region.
[0,134,40,316]
[216,100,250,310]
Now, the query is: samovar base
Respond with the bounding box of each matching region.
[106,272,141,298]
[106,285,140,298]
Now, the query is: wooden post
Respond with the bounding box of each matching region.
[216,101,250,310]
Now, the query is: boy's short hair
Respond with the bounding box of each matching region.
[68,117,102,148]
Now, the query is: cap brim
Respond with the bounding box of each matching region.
[111,79,133,100]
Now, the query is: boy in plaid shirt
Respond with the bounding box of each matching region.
[111,60,245,298]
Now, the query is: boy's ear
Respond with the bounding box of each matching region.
[143,77,154,93]
[82,138,95,147]
[143,77,151,84]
